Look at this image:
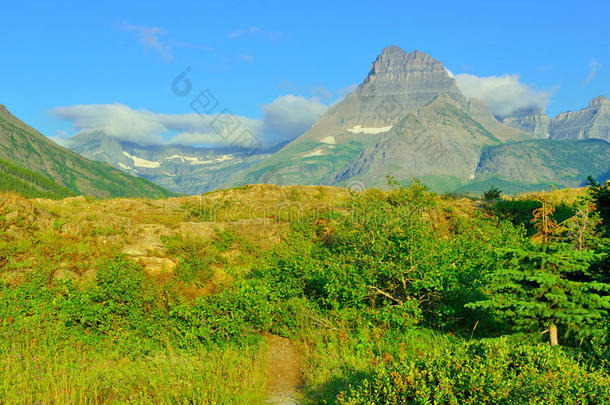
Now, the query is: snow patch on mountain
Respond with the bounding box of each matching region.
[347,125,392,134]
[122,151,160,168]
[303,149,325,157]
[163,154,234,165]
[320,136,336,144]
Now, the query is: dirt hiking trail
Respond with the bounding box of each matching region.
[265,335,302,404]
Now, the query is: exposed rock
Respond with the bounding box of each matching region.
[501,108,550,139]
[139,257,176,276]
[470,139,610,189]
[96,234,121,246]
[121,224,171,257]
[550,95,610,141]
[178,222,223,239]
[330,95,512,191]
[358,46,467,116]
[4,211,19,222]
[467,98,530,140]
[0,104,173,199]
[1,271,26,285]
[81,269,97,284]
[226,46,525,189]
[53,269,81,283]
[67,130,274,195]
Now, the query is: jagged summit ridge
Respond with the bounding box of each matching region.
[501,108,550,139]
[358,46,464,107]
[550,95,609,142]
[589,95,609,107]
[364,47,446,78]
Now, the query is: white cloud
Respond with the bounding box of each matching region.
[228,26,283,41]
[237,54,254,63]
[47,130,70,147]
[168,40,214,52]
[267,30,284,41]
[53,95,326,149]
[117,23,173,60]
[117,22,213,59]
[53,104,167,144]
[168,132,227,146]
[228,28,247,39]
[260,95,327,146]
[582,59,601,85]
[455,73,550,117]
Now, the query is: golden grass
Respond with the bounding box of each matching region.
[0,335,268,404]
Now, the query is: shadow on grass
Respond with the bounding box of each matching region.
[300,367,371,405]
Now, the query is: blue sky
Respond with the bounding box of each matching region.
[0,0,608,147]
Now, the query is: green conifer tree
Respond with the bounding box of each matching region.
[468,196,610,346]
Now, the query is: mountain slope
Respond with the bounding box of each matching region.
[0,105,174,198]
[466,98,532,140]
[226,46,527,189]
[0,157,75,198]
[459,139,610,193]
[330,95,516,192]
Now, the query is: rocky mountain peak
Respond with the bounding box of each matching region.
[501,108,550,139]
[550,96,610,142]
[366,46,446,80]
[589,95,609,107]
[355,46,465,115]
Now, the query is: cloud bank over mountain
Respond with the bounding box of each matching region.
[53,69,554,148]
[53,95,327,149]
[455,73,551,117]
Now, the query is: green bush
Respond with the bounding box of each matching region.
[246,181,525,332]
[56,256,169,348]
[337,339,610,404]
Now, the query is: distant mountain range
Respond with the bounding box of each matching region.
[223,46,610,193]
[67,131,279,195]
[501,95,609,141]
[5,46,609,197]
[0,105,174,199]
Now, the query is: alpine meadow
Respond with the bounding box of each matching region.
[1,1,610,404]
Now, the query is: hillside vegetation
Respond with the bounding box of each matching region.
[0,182,609,403]
[0,157,75,198]
[0,105,174,199]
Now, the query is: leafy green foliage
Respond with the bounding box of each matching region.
[337,339,610,404]
[245,180,524,332]
[56,256,169,348]
[2,182,610,403]
[493,199,575,236]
